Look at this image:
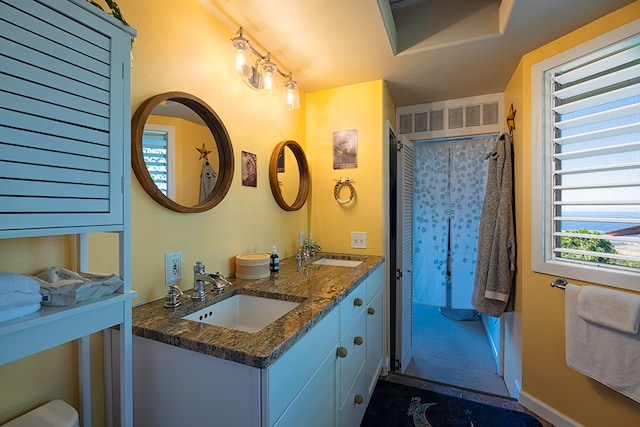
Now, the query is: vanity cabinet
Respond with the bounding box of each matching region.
[0,1,136,426]
[130,263,385,427]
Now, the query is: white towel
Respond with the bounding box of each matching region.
[0,291,42,310]
[0,303,41,323]
[566,283,640,403]
[0,271,40,295]
[577,285,640,334]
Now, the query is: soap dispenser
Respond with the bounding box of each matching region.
[270,246,279,273]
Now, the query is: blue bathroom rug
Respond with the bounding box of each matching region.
[361,380,542,427]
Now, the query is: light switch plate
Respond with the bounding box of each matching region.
[165,252,182,284]
[351,232,367,249]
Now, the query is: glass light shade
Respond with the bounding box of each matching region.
[282,79,300,111]
[235,47,247,70]
[231,33,250,71]
[262,60,279,95]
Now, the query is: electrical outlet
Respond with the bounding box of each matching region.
[165,252,182,284]
[299,231,305,247]
[351,232,367,249]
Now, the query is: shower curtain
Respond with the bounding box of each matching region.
[413,136,495,308]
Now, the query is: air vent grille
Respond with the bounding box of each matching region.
[483,102,499,125]
[430,110,443,131]
[399,114,413,134]
[396,94,502,136]
[448,107,463,129]
[414,112,428,132]
[465,105,481,127]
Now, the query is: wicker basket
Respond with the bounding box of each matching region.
[235,253,270,279]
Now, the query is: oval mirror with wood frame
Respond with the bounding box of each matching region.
[269,140,310,211]
[132,92,234,213]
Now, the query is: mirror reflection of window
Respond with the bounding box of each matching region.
[143,124,176,199]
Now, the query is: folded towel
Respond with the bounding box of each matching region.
[566,283,640,403]
[0,271,40,295]
[577,285,640,334]
[0,291,43,310]
[0,303,41,323]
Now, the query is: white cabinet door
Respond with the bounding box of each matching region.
[366,287,384,398]
[265,308,339,426]
[0,0,133,238]
[274,347,336,427]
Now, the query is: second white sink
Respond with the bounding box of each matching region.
[313,258,363,267]
[183,294,300,333]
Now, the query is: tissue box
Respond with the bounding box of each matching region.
[235,254,270,279]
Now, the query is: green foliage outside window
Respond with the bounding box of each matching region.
[561,228,640,268]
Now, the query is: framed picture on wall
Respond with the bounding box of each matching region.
[241,151,257,187]
[333,129,358,169]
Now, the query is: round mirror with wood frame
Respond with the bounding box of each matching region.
[132,92,234,213]
[269,140,310,211]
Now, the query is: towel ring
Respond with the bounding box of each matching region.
[334,178,355,205]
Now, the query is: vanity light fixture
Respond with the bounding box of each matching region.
[231,27,300,110]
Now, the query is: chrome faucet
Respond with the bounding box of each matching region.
[193,261,206,300]
[302,239,322,259]
[193,261,231,295]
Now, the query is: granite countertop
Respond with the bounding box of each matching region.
[131,253,384,369]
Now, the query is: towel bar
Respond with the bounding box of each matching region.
[550,277,567,290]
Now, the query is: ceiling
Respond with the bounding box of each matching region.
[198,0,635,107]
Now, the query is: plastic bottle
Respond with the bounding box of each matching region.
[270,246,279,273]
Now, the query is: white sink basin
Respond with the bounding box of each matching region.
[182,294,300,333]
[312,258,363,267]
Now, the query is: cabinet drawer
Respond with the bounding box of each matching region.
[339,362,368,427]
[366,264,384,304]
[338,311,366,407]
[265,308,339,425]
[339,282,366,336]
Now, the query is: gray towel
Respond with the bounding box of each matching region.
[471,134,516,317]
[199,161,217,203]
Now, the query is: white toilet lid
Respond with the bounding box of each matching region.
[2,400,79,427]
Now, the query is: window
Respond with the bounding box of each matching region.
[532,21,640,292]
[142,124,175,199]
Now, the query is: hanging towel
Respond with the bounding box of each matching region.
[0,291,42,310]
[577,285,640,334]
[471,133,516,317]
[0,303,41,323]
[199,161,217,203]
[0,271,40,295]
[565,283,640,403]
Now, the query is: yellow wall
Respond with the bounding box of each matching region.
[505,2,640,425]
[0,0,307,424]
[306,80,387,255]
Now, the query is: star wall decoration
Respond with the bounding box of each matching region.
[196,142,211,161]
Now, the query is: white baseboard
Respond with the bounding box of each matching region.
[519,391,584,427]
[480,314,500,372]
